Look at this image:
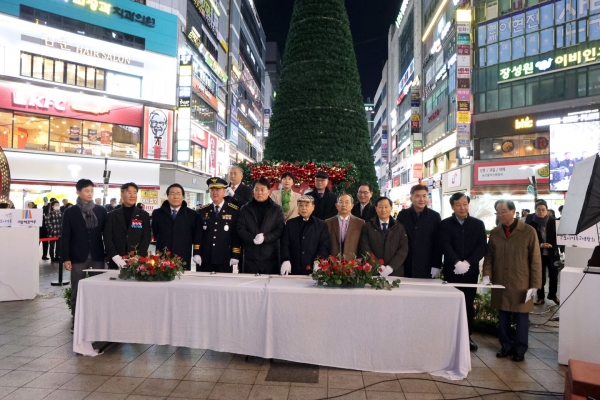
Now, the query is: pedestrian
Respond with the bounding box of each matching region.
[45,200,63,263]
[351,183,376,221]
[60,199,68,212]
[94,198,102,206]
[557,205,563,220]
[151,183,202,270]
[8,199,15,209]
[526,201,560,306]
[548,209,556,219]
[325,193,365,260]
[270,172,301,221]
[483,199,542,362]
[105,198,118,212]
[306,171,337,220]
[196,177,242,273]
[280,195,331,275]
[61,179,107,332]
[520,209,530,222]
[225,165,253,207]
[359,196,409,277]
[439,193,487,351]
[38,199,50,261]
[104,183,151,270]
[236,177,285,274]
[396,184,443,278]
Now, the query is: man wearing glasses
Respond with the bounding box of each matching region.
[151,183,202,270]
[351,183,376,222]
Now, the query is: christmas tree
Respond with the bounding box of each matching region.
[264,0,379,196]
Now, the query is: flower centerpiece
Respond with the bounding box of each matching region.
[118,248,186,281]
[311,253,400,290]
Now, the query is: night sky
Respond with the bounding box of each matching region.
[254,0,399,102]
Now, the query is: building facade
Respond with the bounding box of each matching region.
[372,63,389,194]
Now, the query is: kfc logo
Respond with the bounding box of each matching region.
[13,92,67,111]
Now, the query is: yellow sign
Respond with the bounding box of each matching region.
[141,190,159,205]
[515,116,534,129]
[72,0,111,15]
[457,112,471,124]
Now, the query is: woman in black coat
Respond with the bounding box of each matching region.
[236,178,285,274]
[526,201,559,305]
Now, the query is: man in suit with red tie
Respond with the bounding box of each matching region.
[325,193,365,260]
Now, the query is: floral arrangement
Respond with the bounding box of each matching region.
[312,253,400,290]
[235,159,358,193]
[118,248,186,281]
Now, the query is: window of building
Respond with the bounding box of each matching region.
[499,86,511,110]
[0,112,13,149]
[12,113,49,151]
[479,133,550,159]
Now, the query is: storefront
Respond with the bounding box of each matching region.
[441,164,472,219]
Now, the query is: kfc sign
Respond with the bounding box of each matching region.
[13,92,66,111]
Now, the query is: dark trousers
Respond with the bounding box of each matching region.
[49,239,60,260]
[199,263,229,273]
[70,256,104,318]
[537,255,558,300]
[446,272,478,336]
[498,310,529,356]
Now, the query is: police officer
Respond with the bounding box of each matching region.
[196,177,242,273]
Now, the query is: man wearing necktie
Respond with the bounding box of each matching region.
[351,184,376,222]
[325,193,364,260]
[196,177,242,273]
[151,183,202,270]
[359,197,408,277]
[225,165,253,207]
[306,171,337,220]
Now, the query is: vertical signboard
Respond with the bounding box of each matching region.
[143,107,174,161]
[456,9,472,149]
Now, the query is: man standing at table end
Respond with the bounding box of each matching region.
[351,183,376,222]
[151,183,201,270]
[307,171,337,220]
[439,193,487,352]
[483,199,542,362]
[326,193,364,260]
[281,195,331,275]
[225,165,253,208]
[196,177,242,273]
[61,178,107,332]
[104,182,151,270]
[396,184,442,279]
[359,196,408,277]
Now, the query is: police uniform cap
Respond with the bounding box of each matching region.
[207,177,228,189]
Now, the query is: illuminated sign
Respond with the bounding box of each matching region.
[398,59,415,95]
[428,109,440,122]
[72,0,111,15]
[499,47,600,81]
[38,35,137,66]
[515,116,534,129]
[457,112,471,124]
[457,101,470,111]
[395,0,409,28]
[535,109,600,127]
[187,28,228,83]
[112,7,156,27]
[190,0,219,37]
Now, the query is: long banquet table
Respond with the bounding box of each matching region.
[73,273,471,380]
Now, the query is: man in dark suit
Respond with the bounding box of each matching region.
[225,165,253,207]
[351,183,376,222]
[61,179,107,327]
[326,193,364,260]
[196,177,242,273]
[151,183,202,270]
[396,184,443,278]
[280,195,331,275]
[307,171,337,220]
[439,192,487,351]
[104,183,151,269]
[105,198,118,212]
[60,199,69,213]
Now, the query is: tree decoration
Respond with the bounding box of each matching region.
[263,0,379,196]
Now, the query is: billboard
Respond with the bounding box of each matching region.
[143,107,173,161]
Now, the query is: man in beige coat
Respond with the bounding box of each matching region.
[483,199,542,362]
[325,193,364,260]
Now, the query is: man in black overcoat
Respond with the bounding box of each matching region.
[306,171,337,220]
[225,165,253,207]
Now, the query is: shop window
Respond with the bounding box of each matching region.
[0,112,13,149]
[512,83,525,107]
[95,70,105,90]
[82,120,112,157]
[50,117,82,154]
[499,86,511,109]
[192,144,207,172]
[191,93,216,132]
[86,67,96,89]
[479,133,549,159]
[32,55,43,79]
[54,61,64,83]
[21,53,31,77]
[588,66,600,96]
[66,63,76,85]
[486,89,498,112]
[112,125,140,159]
[76,65,86,87]
[43,58,54,81]
[13,113,49,151]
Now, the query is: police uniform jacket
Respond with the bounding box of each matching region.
[151,200,201,268]
[104,206,151,268]
[197,202,242,264]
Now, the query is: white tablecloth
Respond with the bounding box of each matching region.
[74,274,471,379]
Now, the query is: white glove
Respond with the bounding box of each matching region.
[313,261,320,272]
[380,265,394,277]
[281,261,291,275]
[253,233,264,245]
[482,276,491,285]
[225,187,235,198]
[230,259,239,274]
[525,288,536,303]
[454,261,470,275]
[112,255,127,268]
[193,255,202,265]
[431,267,441,278]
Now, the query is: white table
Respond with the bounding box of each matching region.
[74,274,471,379]
[558,267,600,365]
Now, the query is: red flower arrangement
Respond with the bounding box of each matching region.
[118,248,186,281]
[312,253,400,290]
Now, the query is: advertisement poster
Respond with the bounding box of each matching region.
[88,129,99,142]
[208,132,217,176]
[143,107,173,161]
[69,126,80,142]
[100,130,111,145]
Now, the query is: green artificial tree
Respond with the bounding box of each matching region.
[264,0,379,196]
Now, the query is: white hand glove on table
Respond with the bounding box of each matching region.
[431,267,441,278]
[380,265,394,277]
[112,255,127,268]
[193,255,202,265]
[253,233,264,245]
[280,261,291,275]
[482,276,491,285]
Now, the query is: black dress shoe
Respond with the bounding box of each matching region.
[512,353,525,362]
[534,298,545,305]
[470,339,478,351]
[548,296,560,305]
[42,256,50,260]
[496,348,512,358]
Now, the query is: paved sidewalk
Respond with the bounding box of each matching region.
[0,260,565,400]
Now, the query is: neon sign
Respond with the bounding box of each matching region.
[72,0,111,15]
[395,0,409,28]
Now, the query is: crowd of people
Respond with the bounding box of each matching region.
[4,164,556,363]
